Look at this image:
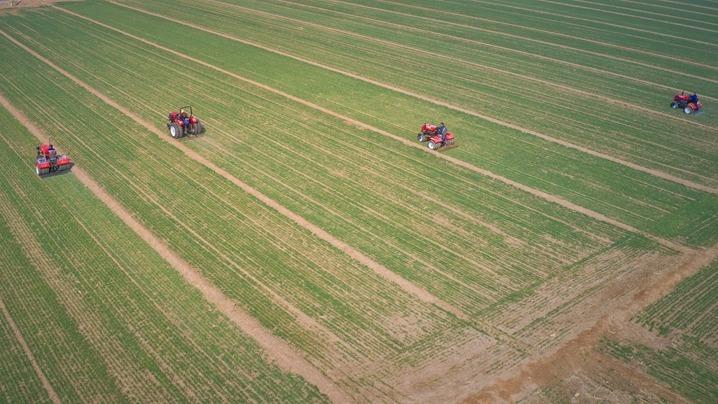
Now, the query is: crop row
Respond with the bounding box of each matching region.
[637,258,718,341]
[602,338,718,403]
[126,0,718,184]
[0,106,326,401]
[0,31,471,400]
[601,256,718,403]
[55,1,718,246]
[2,9,639,316]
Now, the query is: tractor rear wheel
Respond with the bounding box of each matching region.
[194,121,204,135]
[169,123,183,138]
[428,141,439,150]
[684,107,693,114]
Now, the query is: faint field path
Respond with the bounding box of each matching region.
[0,297,61,404]
[0,91,349,403]
[102,2,718,195]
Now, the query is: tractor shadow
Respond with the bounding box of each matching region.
[38,165,75,179]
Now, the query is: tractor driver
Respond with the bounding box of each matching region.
[180,109,191,128]
[437,122,448,143]
[689,92,699,104]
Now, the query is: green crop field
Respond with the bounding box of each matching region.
[0,0,716,402]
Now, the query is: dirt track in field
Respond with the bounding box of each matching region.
[106,1,718,195]
[0,92,350,403]
[0,297,61,404]
[466,242,718,402]
[47,7,699,253]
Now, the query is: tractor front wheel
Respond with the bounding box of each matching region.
[417,133,426,142]
[671,102,678,109]
[169,123,183,139]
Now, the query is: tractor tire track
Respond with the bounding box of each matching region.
[195,0,718,132]
[0,297,61,404]
[103,2,718,194]
[468,241,718,402]
[42,9,698,251]
[0,26,470,325]
[0,91,350,404]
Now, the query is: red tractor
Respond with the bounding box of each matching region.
[35,141,73,176]
[671,92,703,114]
[167,106,204,138]
[417,122,455,150]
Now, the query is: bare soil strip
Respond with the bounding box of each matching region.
[206,0,717,132]
[0,297,61,404]
[104,2,718,195]
[0,27,470,325]
[0,92,349,403]
[468,242,718,401]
